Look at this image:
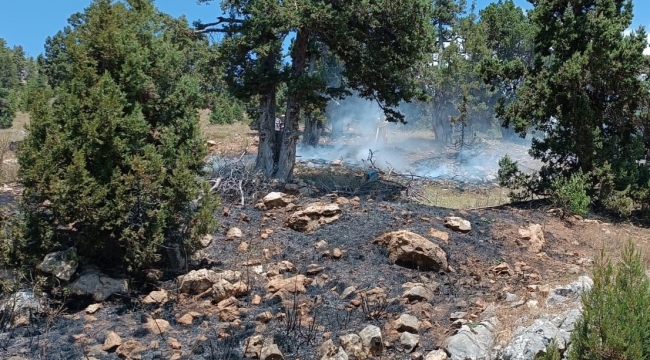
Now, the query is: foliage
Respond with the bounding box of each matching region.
[568,241,650,359]
[13,0,218,274]
[209,93,246,125]
[489,0,650,215]
[497,155,538,202]
[0,39,39,128]
[550,170,591,216]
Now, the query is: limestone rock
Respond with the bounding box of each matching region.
[266,275,309,294]
[373,230,448,272]
[227,227,243,240]
[102,331,122,352]
[260,343,284,360]
[318,339,348,360]
[339,333,363,357]
[403,286,434,302]
[263,192,294,209]
[396,313,421,333]
[359,325,383,356]
[400,332,420,353]
[425,349,449,360]
[37,248,78,281]
[443,318,497,360]
[287,203,342,232]
[115,340,145,359]
[546,276,593,307]
[68,269,128,301]
[244,335,264,358]
[143,289,169,304]
[501,319,569,360]
[444,217,471,233]
[146,318,170,335]
[518,224,545,253]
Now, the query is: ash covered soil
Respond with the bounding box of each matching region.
[3,185,647,360]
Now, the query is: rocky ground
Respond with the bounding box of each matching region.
[2,183,648,360]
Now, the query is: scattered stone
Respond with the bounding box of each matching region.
[307,264,325,275]
[318,339,348,360]
[444,318,497,360]
[85,303,102,314]
[359,325,384,356]
[244,335,264,358]
[400,332,420,353]
[519,224,545,253]
[425,349,449,360]
[501,319,569,359]
[238,241,249,253]
[315,240,328,249]
[115,340,145,359]
[332,248,343,259]
[396,314,421,333]
[266,275,309,294]
[260,343,284,360]
[227,227,243,240]
[256,311,274,323]
[143,289,169,304]
[177,313,194,326]
[373,230,448,272]
[146,318,170,335]
[546,276,593,307]
[252,294,262,305]
[449,312,467,321]
[403,286,434,302]
[444,217,471,233]
[263,192,294,209]
[429,229,450,242]
[102,331,122,352]
[68,269,128,301]
[200,234,213,248]
[37,247,78,281]
[341,286,357,299]
[167,337,182,350]
[492,262,514,276]
[287,203,342,233]
[339,334,363,357]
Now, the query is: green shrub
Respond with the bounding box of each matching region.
[567,241,650,359]
[551,171,590,216]
[209,94,245,125]
[11,0,219,275]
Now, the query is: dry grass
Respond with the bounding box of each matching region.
[416,182,510,210]
[198,109,258,157]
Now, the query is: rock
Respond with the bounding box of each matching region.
[373,230,448,272]
[400,332,420,353]
[0,290,44,316]
[177,313,194,326]
[307,264,325,275]
[444,217,471,233]
[339,334,363,357]
[318,339,349,360]
[492,262,514,276]
[200,234,213,247]
[546,276,593,307]
[252,294,262,305]
[146,318,170,335]
[263,192,294,208]
[37,248,78,281]
[266,275,309,294]
[177,269,242,294]
[429,229,450,242]
[227,227,243,240]
[143,289,169,304]
[341,286,357,299]
[403,286,434,302]
[115,340,145,359]
[315,240,328,249]
[216,297,240,321]
[212,278,235,302]
[501,319,569,360]
[238,241,249,253]
[425,349,449,360]
[332,248,343,259]
[167,337,182,350]
[518,224,545,253]
[444,318,497,360]
[85,303,102,314]
[244,335,264,358]
[287,203,342,233]
[260,343,284,360]
[449,312,467,321]
[68,269,128,301]
[359,325,384,355]
[396,313,421,333]
[102,331,122,352]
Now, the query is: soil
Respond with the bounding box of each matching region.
[1,185,648,360]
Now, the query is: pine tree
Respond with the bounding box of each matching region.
[15,0,218,274]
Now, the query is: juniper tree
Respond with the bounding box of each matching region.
[492,0,650,214]
[198,0,435,179]
[16,0,218,274]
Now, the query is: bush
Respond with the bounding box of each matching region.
[11,0,219,275]
[567,241,650,359]
[550,171,590,216]
[209,94,245,125]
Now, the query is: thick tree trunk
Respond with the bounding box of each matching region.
[302,113,321,147]
[255,89,277,177]
[276,30,310,180]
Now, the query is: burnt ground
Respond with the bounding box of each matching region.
[2,186,648,360]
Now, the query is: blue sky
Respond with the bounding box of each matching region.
[0,0,648,58]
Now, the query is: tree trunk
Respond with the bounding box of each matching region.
[276,30,310,180]
[302,54,320,147]
[255,89,277,177]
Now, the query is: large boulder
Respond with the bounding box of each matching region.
[501,319,569,360]
[287,203,342,233]
[37,248,78,281]
[68,269,128,301]
[443,318,497,360]
[373,230,448,272]
[176,269,242,294]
